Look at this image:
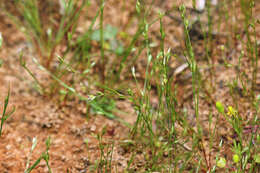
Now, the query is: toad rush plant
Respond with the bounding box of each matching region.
[3,0,87,69]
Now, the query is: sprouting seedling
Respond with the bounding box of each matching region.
[24,136,52,173]
[0,87,15,137]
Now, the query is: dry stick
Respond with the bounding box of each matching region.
[200,139,210,170]
[46,44,57,69]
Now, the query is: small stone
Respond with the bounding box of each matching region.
[6,144,12,150]
[90,125,96,132]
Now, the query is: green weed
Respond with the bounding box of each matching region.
[0,88,15,137]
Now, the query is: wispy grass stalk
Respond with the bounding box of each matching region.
[180,4,210,170]
[19,52,44,94]
[99,0,105,86]
[95,127,114,173]
[116,0,158,80]
[179,5,201,134]
[239,0,258,99]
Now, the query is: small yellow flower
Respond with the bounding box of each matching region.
[227,106,237,117]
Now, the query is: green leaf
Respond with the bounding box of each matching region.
[254,154,260,163]
[115,44,124,55]
[90,96,116,119]
[91,24,118,41]
[109,39,124,55]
